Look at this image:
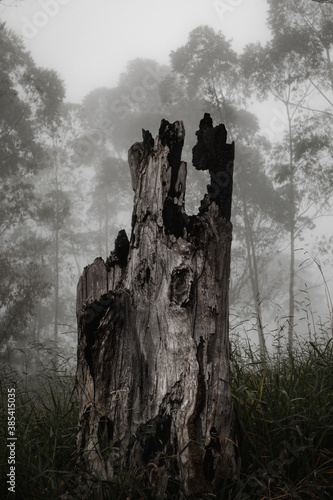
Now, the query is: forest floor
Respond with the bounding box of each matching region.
[1,335,333,499]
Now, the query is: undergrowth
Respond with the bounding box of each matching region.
[1,339,332,499]
[231,338,333,499]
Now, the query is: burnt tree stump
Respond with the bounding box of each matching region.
[76,114,236,496]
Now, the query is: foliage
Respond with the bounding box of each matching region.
[265,0,333,107]
[0,25,63,173]
[170,25,291,357]
[170,25,240,106]
[0,25,65,359]
[0,346,78,500]
[0,229,53,365]
[231,336,333,499]
[0,23,63,234]
[81,59,171,155]
[240,2,333,347]
[1,336,332,499]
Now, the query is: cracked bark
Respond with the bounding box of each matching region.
[76,114,236,496]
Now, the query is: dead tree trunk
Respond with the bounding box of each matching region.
[76,114,236,496]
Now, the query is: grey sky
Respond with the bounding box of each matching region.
[1,0,270,102]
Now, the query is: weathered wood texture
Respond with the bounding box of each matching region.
[76,114,235,496]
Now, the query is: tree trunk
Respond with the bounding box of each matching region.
[76,114,236,496]
[239,185,267,361]
[54,225,59,344]
[287,107,295,351]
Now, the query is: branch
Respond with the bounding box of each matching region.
[287,102,333,117]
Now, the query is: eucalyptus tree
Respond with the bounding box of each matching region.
[170,25,287,357]
[267,0,333,108]
[81,59,171,154]
[37,187,70,343]
[78,60,172,258]
[0,24,64,232]
[35,102,98,347]
[241,1,333,349]
[0,25,65,362]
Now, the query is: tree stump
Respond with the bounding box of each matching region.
[76,114,236,496]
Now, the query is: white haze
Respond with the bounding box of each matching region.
[1,0,270,103]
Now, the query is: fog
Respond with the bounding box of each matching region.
[1,0,270,102]
[1,0,332,368]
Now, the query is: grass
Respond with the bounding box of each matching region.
[231,337,333,499]
[0,349,79,500]
[1,338,333,499]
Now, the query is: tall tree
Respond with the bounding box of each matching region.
[37,186,70,343]
[170,25,287,357]
[35,102,99,349]
[0,25,65,361]
[81,59,170,155]
[242,2,333,349]
[267,0,333,108]
[77,60,172,261]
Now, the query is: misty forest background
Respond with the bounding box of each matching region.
[1,0,333,368]
[1,1,333,498]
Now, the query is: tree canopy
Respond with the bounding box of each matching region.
[0,24,65,362]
